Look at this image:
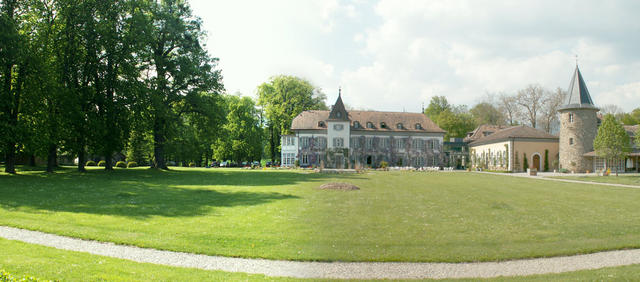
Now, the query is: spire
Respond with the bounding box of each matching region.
[560,65,598,110]
[328,88,349,121]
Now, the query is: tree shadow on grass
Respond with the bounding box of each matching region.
[0,167,363,219]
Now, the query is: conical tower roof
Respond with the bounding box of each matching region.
[328,89,349,121]
[559,65,598,111]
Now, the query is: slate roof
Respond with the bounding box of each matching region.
[469,125,558,146]
[463,124,508,143]
[291,110,445,133]
[327,93,349,121]
[559,65,598,111]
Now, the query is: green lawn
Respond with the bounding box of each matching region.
[2,166,640,263]
[2,238,640,281]
[551,174,640,186]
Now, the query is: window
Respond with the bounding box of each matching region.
[333,124,344,131]
[300,137,310,148]
[318,121,325,127]
[283,153,296,166]
[351,137,360,148]
[379,138,390,148]
[415,123,422,130]
[301,153,308,165]
[353,121,360,128]
[366,122,374,128]
[394,138,406,149]
[336,112,342,118]
[569,113,574,123]
[333,137,344,148]
[412,139,423,150]
[283,136,295,146]
[396,123,403,129]
[380,122,387,128]
[315,137,327,148]
[366,137,373,149]
[427,139,434,150]
[569,138,574,145]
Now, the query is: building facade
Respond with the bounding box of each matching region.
[281,92,446,168]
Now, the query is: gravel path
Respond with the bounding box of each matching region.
[2,226,640,279]
[474,171,640,189]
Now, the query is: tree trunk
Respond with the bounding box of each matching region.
[104,152,113,170]
[46,144,57,173]
[153,128,167,169]
[77,147,86,172]
[4,143,16,174]
[29,154,36,166]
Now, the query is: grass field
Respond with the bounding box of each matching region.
[2,166,640,263]
[2,238,640,281]
[551,174,640,186]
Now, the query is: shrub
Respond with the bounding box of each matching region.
[115,161,127,168]
[523,153,528,170]
[379,161,388,169]
[85,160,96,167]
[127,161,138,168]
[188,162,196,167]
[294,160,300,167]
[0,269,44,281]
[97,160,106,167]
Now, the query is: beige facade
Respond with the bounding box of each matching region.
[558,108,598,172]
[470,138,559,172]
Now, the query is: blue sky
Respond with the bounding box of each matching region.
[190,0,640,112]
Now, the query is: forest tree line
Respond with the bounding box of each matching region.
[0,0,327,174]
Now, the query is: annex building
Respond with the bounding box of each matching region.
[281,91,446,168]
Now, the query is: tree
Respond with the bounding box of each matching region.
[436,107,476,140]
[593,114,631,176]
[636,126,640,149]
[497,93,520,126]
[214,94,262,163]
[539,88,566,133]
[140,0,223,169]
[620,113,637,125]
[523,153,528,170]
[516,84,546,128]
[544,149,549,172]
[424,96,451,121]
[257,75,327,161]
[470,102,504,125]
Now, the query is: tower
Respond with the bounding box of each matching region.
[326,89,350,168]
[558,65,599,172]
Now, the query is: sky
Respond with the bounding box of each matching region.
[189,0,640,112]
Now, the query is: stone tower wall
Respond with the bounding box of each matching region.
[559,108,598,172]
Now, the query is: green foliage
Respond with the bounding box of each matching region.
[294,160,300,167]
[470,102,505,125]
[126,129,153,166]
[115,161,127,168]
[98,161,106,167]
[127,161,138,168]
[424,97,476,139]
[514,151,520,171]
[523,153,528,170]
[544,149,549,172]
[0,269,46,282]
[594,114,631,171]
[85,161,97,167]
[424,96,451,121]
[213,94,262,163]
[257,75,327,160]
[379,161,388,168]
[188,162,196,167]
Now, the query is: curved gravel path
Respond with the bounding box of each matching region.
[2,226,640,279]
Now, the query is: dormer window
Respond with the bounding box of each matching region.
[380,122,387,129]
[415,123,422,130]
[396,123,403,129]
[353,121,360,128]
[366,122,374,129]
[318,121,326,127]
[336,112,342,118]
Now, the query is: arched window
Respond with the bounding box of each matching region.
[366,122,374,128]
[380,122,387,128]
[318,121,326,127]
[396,123,403,129]
[353,121,361,128]
[415,123,422,130]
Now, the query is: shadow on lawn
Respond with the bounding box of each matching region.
[0,167,364,218]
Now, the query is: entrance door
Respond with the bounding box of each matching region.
[335,154,344,169]
[533,154,541,171]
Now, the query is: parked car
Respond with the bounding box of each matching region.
[211,161,219,167]
[252,161,260,167]
[220,161,228,167]
[241,161,249,167]
[266,161,273,167]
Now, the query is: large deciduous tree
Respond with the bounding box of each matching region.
[141,0,222,169]
[594,114,631,175]
[470,102,504,126]
[214,94,262,163]
[516,84,547,129]
[257,75,327,161]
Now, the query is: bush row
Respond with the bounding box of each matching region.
[84,160,138,168]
